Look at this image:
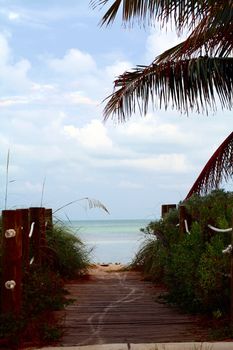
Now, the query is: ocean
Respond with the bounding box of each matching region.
[68,219,150,264]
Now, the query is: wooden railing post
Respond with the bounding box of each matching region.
[29,207,46,265]
[1,209,22,315]
[161,205,167,218]
[161,204,176,218]
[17,209,30,272]
[45,208,53,233]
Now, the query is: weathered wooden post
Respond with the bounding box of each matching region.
[17,209,30,272]
[179,204,186,238]
[45,208,53,232]
[1,209,22,315]
[161,205,167,218]
[161,204,176,218]
[29,207,46,265]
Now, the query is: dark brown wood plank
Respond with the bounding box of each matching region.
[58,266,208,346]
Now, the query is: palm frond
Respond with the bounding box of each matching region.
[91,0,215,32]
[157,3,233,62]
[197,1,233,57]
[186,132,233,198]
[103,56,233,122]
[92,1,233,119]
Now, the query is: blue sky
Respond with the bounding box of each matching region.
[0,0,232,220]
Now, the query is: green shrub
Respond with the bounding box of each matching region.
[40,323,63,342]
[133,189,233,316]
[22,268,69,317]
[198,234,230,313]
[140,209,179,248]
[165,222,204,312]
[184,190,233,232]
[0,313,25,340]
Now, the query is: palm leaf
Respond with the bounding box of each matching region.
[157,4,233,62]
[91,0,214,32]
[92,1,232,119]
[186,132,233,198]
[103,56,233,122]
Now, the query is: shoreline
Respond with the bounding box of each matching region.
[89,262,127,273]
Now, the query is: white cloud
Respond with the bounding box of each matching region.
[23,181,43,193]
[64,120,113,150]
[118,180,143,189]
[120,154,191,173]
[0,96,29,107]
[8,12,20,21]
[118,114,189,144]
[91,153,191,173]
[31,83,57,92]
[48,49,96,75]
[65,91,97,106]
[105,60,132,80]
[0,33,12,64]
[145,26,185,62]
[0,3,91,27]
[0,33,31,93]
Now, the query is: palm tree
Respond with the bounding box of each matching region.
[185,131,233,198]
[92,0,233,197]
[91,0,233,123]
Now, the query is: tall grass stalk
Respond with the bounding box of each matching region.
[40,176,46,207]
[53,197,109,215]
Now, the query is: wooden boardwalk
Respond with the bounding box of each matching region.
[58,266,208,346]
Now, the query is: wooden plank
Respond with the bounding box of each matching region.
[1,210,22,315]
[58,267,209,345]
[19,208,30,272]
[29,207,45,265]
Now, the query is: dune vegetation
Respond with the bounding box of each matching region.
[131,190,233,320]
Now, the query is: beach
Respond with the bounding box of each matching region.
[68,219,149,264]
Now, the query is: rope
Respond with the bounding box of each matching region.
[29,222,35,238]
[184,219,190,234]
[222,244,232,254]
[208,224,232,233]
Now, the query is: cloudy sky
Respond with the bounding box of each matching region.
[0,0,232,220]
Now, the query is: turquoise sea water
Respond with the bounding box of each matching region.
[68,219,149,264]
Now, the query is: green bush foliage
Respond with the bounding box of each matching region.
[198,234,230,312]
[165,222,204,312]
[131,237,167,281]
[22,268,69,316]
[132,189,232,316]
[46,223,90,278]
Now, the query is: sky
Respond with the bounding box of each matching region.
[0,0,232,221]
